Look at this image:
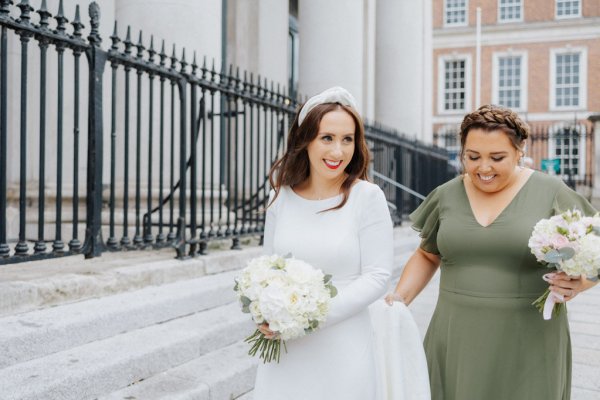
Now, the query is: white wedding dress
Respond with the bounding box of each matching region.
[254,181,430,400]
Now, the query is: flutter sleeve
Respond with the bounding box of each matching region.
[551,181,597,216]
[322,184,393,328]
[409,186,441,255]
[262,189,278,255]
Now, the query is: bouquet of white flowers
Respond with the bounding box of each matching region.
[234,254,337,363]
[528,209,600,319]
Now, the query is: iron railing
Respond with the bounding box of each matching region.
[0,0,451,265]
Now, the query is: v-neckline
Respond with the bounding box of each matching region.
[461,170,536,228]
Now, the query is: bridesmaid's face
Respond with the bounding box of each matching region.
[306,109,355,183]
[463,128,522,194]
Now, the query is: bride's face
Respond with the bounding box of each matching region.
[306,109,355,183]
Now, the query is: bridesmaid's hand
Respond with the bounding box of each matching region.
[258,323,279,340]
[546,272,597,302]
[384,292,406,306]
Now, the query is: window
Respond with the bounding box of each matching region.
[556,0,581,19]
[550,48,587,110]
[492,52,527,111]
[444,60,466,110]
[498,0,522,22]
[438,54,472,114]
[444,0,468,27]
[548,124,587,181]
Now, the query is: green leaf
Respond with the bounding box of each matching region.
[592,226,600,236]
[557,226,569,236]
[240,296,252,306]
[323,274,332,284]
[558,246,575,260]
[241,305,250,313]
[233,281,239,292]
[543,249,563,264]
[329,285,338,298]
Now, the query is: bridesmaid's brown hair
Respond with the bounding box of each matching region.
[268,102,370,211]
[459,104,530,160]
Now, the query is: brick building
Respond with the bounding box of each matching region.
[432,0,600,187]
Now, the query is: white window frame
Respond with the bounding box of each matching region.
[437,53,472,115]
[444,0,469,27]
[549,47,587,111]
[492,50,528,112]
[555,0,582,20]
[498,0,523,23]
[547,123,587,180]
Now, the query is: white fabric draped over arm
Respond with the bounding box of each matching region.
[323,186,393,328]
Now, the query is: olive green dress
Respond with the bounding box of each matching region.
[411,171,597,400]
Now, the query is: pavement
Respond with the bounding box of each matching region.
[408,268,600,400]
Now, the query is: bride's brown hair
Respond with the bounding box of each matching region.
[268,103,370,211]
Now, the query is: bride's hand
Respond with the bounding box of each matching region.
[384,292,406,306]
[258,323,279,339]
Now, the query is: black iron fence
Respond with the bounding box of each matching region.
[0,0,451,265]
[367,122,453,223]
[434,122,595,190]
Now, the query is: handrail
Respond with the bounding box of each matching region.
[371,170,426,201]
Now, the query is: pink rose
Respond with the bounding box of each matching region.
[550,234,569,249]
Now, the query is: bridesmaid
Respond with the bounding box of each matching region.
[386,105,598,400]
[254,87,393,399]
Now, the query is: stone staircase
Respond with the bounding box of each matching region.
[0,227,421,400]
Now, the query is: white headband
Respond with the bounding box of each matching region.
[298,86,358,126]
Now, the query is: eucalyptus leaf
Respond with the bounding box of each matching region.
[233,281,239,291]
[558,246,575,260]
[283,252,293,259]
[543,249,562,264]
[323,274,332,284]
[547,262,559,270]
[240,296,252,306]
[588,275,599,283]
[242,305,250,313]
[592,226,600,236]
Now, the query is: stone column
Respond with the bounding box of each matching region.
[375,0,432,142]
[228,0,288,87]
[297,0,368,111]
[115,0,221,62]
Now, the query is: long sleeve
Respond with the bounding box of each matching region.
[323,185,393,327]
[262,190,277,255]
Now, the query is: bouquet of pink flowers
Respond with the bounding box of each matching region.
[528,209,600,319]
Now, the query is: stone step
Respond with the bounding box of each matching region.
[235,390,253,400]
[0,302,254,400]
[99,341,258,400]
[0,226,417,318]
[0,246,262,317]
[0,270,241,369]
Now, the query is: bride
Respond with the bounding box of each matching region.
[253,87,429,399]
